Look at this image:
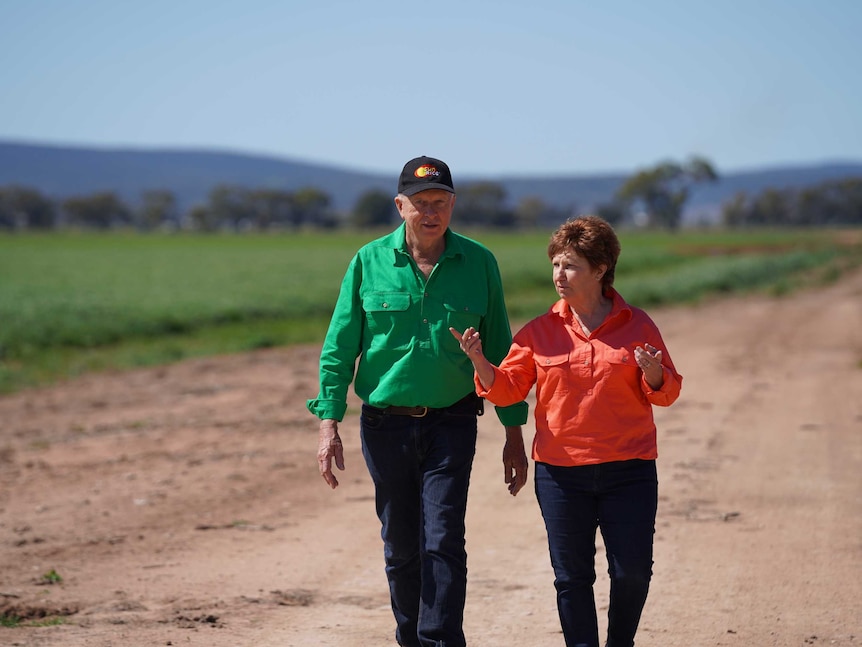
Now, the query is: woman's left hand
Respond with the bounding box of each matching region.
[635,343,664,390]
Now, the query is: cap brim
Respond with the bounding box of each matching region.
[401,183,456,197]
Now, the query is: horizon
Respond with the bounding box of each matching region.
[3,137,861,181]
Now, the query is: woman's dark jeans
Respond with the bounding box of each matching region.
[360,402,478,647]
[534,459,658,647]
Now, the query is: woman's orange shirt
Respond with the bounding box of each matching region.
[477,290,682,467]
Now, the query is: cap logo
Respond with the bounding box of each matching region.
[414,164,440,179]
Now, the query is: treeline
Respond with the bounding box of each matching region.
[0,185,340,232]
[1,158,861,231]
[721,177,862,227]
[0,182,572,232]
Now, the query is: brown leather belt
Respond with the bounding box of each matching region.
[368,393,482,418]
[386,405,433,417]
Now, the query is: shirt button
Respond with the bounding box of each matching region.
[546,359,551,365]
[423,318,428,323]
[584,360,589,365]
[382,302,389,308]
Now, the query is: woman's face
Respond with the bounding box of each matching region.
[551,248,605,301]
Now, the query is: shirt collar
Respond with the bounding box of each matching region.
[390,223,463,261]
[551,288,632,324]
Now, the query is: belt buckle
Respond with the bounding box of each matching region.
[410,407,428,418]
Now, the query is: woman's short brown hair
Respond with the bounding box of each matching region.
[548,215,621,291]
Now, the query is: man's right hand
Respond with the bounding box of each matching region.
[317,419,344,489]
[503,425,528,496]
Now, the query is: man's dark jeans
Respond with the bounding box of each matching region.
[534,459,658,647]
[360,399,478,647]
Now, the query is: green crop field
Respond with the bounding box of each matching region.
[1,227,859,393]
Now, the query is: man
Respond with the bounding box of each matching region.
[307,155,528,647]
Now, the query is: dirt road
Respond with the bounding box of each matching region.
[2,268,861,646]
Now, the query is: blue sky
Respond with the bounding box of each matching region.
[2,0,860,177]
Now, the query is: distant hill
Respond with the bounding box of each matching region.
[0,140,391,213]
[2,140,861,224]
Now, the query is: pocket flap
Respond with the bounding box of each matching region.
[534,352,569,367]
[363,292,411,313]
[442,300,486,317]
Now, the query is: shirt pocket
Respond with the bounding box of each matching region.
[363,292,412,336]
[606,347,638,372]
[443,298,486,335]
[603,347,643,401]
[533,351,571,395]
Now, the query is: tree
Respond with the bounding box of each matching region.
[62,192,131,229]
[207,184,255,230]
[834,178,862,224]
[0,185,56,229]
[512,196,545,229]
[293,187,334,227]
[186,205,217,232]
[721,192,749,228]
[749,189,790,226]
[138,190,178,231]
[805,178,862,225]
[351,189,396,227]
[247,189,296,230]
[457,181,513,227]
[594,201,627,228]
[512,196,573,229]
[722,177,862,228]
[617,156,718,229]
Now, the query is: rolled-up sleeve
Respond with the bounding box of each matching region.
[306,256,363,421]
[478,254,528,426]
[641,366,682,406]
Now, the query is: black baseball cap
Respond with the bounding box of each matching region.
[398,156,455,196]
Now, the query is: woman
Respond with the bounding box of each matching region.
[450,215,682,647]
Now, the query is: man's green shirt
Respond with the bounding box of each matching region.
[307,224,528,427]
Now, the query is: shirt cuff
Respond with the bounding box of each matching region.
[493,401,529,426]
[306,398,347,421]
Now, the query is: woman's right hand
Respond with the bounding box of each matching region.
[449,326,484,358]
[449,327,496,389]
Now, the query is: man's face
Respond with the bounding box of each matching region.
[395,189,455,244]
